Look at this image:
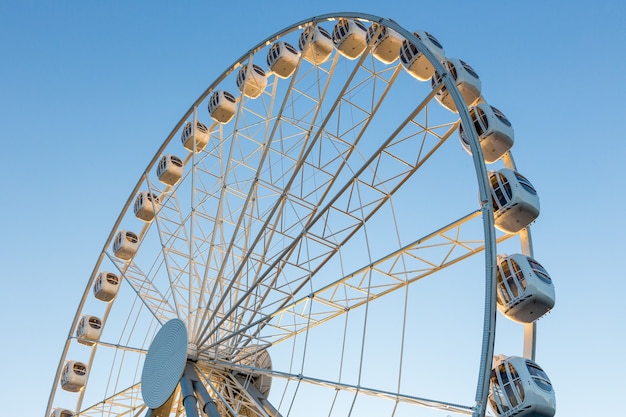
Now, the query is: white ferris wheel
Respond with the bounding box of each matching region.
[46,13,557,417]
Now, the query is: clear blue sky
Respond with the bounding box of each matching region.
[1,1,625,416]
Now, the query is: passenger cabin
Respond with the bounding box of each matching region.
[489,355,556,417]
[267,42,300,79]
[366,23,403,64]
[50,409,74,417]
[93,272,121,302]
[400,30,445,81]
[488,169,540,234]
[112,230,139,260]
[157,154,184,186]
[208,90,237,123]
[60,361,87,392]
[496,254,555,323]
[431,58,482,113]
[76,315,103,346]
[459,103,514,163]
[181,121,209,152]
[332,19,368,60]
[237,64,267,99]
[133,191,160,222]
[299,25,334,65]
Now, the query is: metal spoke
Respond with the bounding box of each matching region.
[45,13,543,417]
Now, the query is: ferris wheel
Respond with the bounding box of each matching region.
[46,13,557,417]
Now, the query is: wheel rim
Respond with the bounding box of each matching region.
[45,13,522,417]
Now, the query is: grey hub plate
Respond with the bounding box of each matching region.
[141,318,188,408]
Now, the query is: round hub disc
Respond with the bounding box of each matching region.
[141,318,188,408]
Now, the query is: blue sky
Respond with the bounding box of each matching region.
[1,1,625,416]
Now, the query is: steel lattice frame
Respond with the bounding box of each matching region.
[46,12,539,417]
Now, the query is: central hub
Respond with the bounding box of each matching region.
[236,345,273,397]
[141,318,188,409]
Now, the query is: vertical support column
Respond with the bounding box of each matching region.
[193,379,222,417]
[180,369,200,417]
[183,362,223,417]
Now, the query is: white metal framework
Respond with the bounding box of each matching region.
[46,13,547,417]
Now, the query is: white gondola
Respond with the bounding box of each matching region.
[298,25,334,65]
[332,19,368,60]
[400,30,446,81]
[266,42,300,79]
[488,168,540,234]
[156,154,184,186]
[496,254,555,323]
[431,58,482,113]
[93,271,121,302]
[112,230,139,260]
[208,90,237,123]
[133,191,160,222]
[60,360,87,392]
[50,409,74,417]
[366,23,403,64]
[181,120,209,152]
[459,103,514,163]
[489,355,556,417]
[236,64,267,99]
[76,315,103,346]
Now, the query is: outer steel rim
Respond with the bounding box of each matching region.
[45,12,509,417]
